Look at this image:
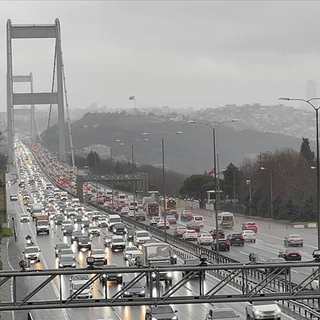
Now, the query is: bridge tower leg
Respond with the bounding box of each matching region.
[6,19,66,166]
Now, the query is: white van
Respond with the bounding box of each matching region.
[107,214,122,230]
[129,201,138,211]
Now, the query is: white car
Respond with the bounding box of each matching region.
[123,245,140,260]
[183,230,198,241]
[245,301,281,320]
[20,213,30,223]
[197,232,213,245]
[23,246,41,262]
[90,248,107,265]
[70,281,92,299]
[157,219,170,229]
[242,230,256,243]
[133,231,151,245]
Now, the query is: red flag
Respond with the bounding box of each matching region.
[129,96,135,100]
[208,168,215,175]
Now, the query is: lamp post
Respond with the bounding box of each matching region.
[143,131,182,242]
[111,142,124,211]
[279,97,320,249]
[246,176,252,215]
[188,119,238,261]
[260,167,273,219]
[118,139,148,225]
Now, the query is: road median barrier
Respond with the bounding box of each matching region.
[307,223,317,229]
[293,224,305,229]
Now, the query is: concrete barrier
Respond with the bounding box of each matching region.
[308,223,317,229]
[293,224,305,229]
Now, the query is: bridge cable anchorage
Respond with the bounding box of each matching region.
[46,42,57,142]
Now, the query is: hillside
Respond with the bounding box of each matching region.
[41,112,303,174]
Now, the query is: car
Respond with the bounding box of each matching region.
[242,221,259,233]
[69,273,90,285]
[284,234,304,247]
[168,210,179,220]
[10,194,18,201]
[63,224,74,236]
[90,248,107,265]
[73,214,83,223]
[70,281,92,299]
[71,230,83,242]
[180,210,193,221]
[88,225,100,236]
[279,248,302,261]
[265,258,289,274]
[150,216,161,226]
[123,245,140,260]
[54,243,70,257]
[58,255,76,268]
[98,264,123,285]
[242,230,256,243]
[182,258,204,278]
[186,222,201,232]
[182,230,198,241]
[173,226,187,237]
[77,236,92,250]
[58,248,75,259]
[61,220,73,230]
[23,246,41,262]
[133,230,151,246]
[110,235,126,251]
[20,213,30,223]
[166,215,177,224]
[245,301,281,320]
[135,211,147,221]
[54,213,64,225]
[103,234,113,247]
[197,232,213,245]
[122,281,145,297]
[145,305,178,320]
[157,219,170,229]
[205,308,238,320]
[210,228,226,240]
[228,233,245,246]
[211,238,231,251]
[97,217,108,227]
[112,222,126,235]
[128,252,143,266]
[81,219,90,229]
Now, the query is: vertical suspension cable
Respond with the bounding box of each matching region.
[46,43,57,141]
[60,48,75,169]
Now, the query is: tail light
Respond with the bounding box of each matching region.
[298,252,301,256]
[226,241,230,246]
[241,236,244,240]
[285,253,290,257]
[231,237,235,240]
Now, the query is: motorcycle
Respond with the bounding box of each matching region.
[26,235,34,246]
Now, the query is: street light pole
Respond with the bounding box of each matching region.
[131,144,136,227]
[279,97,320,249]
[233,170,236,213]
[143,131,182,242]
[110,147,114,211]
[261,167,273,219]
[188,119,238,262]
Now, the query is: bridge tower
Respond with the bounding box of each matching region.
[6,19,66,165]
[12,73,36,141]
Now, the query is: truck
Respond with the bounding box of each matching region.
[147,202,159,217]
[30,204,44,220]
[141,242,174,285]
[36,215,50,235]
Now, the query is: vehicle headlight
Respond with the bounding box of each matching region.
[59,263,63,267]
[172,254,177,259]
[113,229,117,232]
[152,273,156,278]
[72,262,76,267]
[254,310,263,315]
[172,316,178,320]
[124,291,130,295]
[102,274,107,278]
[167,272,173,278]
[140,290,145,295]
[117,274,122,277]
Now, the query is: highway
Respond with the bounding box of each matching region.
[2,143,298,320]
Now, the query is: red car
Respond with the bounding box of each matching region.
[242,221,258,233]
[210,228,225,240]
[173,226,187,237]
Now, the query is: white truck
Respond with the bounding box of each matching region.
[141,242,174,285]
[36,215,50,235]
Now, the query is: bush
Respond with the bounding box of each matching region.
[1,227,13,238]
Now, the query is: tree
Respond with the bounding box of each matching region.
[179,174,213,202]
[300,137,315,162]
[87,151,101,172]
[283,196,299,221]
[300,195,315,222]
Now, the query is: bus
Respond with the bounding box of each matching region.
[218,212,234,228]
[165,198,177,210]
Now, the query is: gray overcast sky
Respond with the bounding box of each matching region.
[2,1,320,111]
